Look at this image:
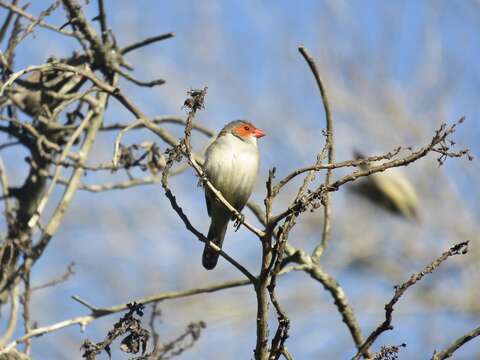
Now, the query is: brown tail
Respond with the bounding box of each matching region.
[202,220,228,270]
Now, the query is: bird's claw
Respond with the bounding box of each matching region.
[233,213,245,231]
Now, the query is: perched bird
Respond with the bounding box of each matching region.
[351,150,420,220]
[202,120,265,270]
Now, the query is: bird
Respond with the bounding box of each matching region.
[202,120,265,270]
[351,150,419,220]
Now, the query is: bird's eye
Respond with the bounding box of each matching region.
[244,126,250,131]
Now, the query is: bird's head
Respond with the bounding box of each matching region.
[220,120,266,145]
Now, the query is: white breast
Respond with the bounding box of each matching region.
[204,133,259,207]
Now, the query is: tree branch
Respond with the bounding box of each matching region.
[0,1,75,37]
[432,325,480,360]
[298,45,335,261]
[273,117,469,224]
[120,32,175,55]
[353,241,470,359]
[0,278,251,353]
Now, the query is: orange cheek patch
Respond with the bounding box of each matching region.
[234,126,255,137]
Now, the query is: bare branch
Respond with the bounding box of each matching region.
[20,272,32,355]
[298,45,335,261]
[101,116,215,138]
[284,244,372,359]
[95,0,108,43]
[1,278,250,353]
[0,1,75,37]
[0,156,12,228]
[0,0,19,44]
[273,118,469,224]
[114,65,165,87]
[31,262,75,292]
[142,320,206,359]
[59,175,163,192]
[61,0,104,57]
[247,200,371,358]
[353,241,470,359]
[432,325,480,360]
[0,284,19,346]
[272,147,403,193]
[18,1,61,42]
[27,110,94,229]
[161,183,257,282]
[120,33,175,55]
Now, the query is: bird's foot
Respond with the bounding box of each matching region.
[233,213,245,231]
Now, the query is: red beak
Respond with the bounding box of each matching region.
[254,128,266,138]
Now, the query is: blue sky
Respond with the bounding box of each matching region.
[2,1,480,359]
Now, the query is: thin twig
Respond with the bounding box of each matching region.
[247,200,371,358]
[96,0,108,43]
[100,116,215,137]
[0,1,75,37]
[120,32,175,55]
[353,241,470,359]
[0,62,200,159]
[61,0,104,58]
[1,278,251,353]
[20,272,32,355]
[273,118,468,224]
[0,156,12,228]
[431,325,480,360]
[272,147,402,193]
[31,262,75,291]
[298,45,335,261]
[58,175,163,192]
[0,0,19,44]
[18,1,61,42]
[27,111,94,229]
[0,284,19,346]
[114,65,165,87]
[71,295,100,312]
[291,245,371,358]
[5,90,111,299]
[162,185,257,283]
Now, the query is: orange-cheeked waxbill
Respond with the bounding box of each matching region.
[202,120,266,270]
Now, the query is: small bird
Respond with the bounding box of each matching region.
[351,150,419,220]
[202,120,265,270]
